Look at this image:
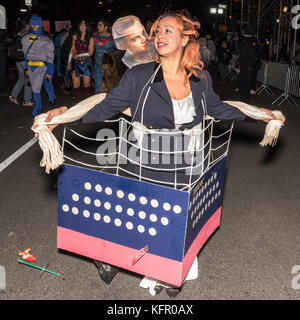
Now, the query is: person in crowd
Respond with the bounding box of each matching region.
[60,23,74,95]
[271,41,278,61]
[231,32,240,55]
[198,37,210,69]
[36,12,279,298]
[93,19,117,93]
[68,20,94,102]
[238,26,256,103]
[22,16,55,117]
[257,39,269,61]
[217,40,231,84]
[8,17,33,107]
[205,34,216,73]
[229,32,240,76]
[250,39,261,94]
[54,26,71,77]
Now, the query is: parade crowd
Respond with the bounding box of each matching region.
[0,13,295,117]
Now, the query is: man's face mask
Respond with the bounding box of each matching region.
[125,29,150,54]
[112,16,154,68]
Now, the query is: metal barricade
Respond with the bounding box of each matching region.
[256,61,274,96]
[266,62,288,92]
[287,64,300,99]
[256,61,299,106]
[272,66,298,106]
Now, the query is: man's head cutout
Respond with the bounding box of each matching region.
[112,15,154,68]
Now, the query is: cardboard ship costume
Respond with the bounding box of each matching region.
[32,16,285,295]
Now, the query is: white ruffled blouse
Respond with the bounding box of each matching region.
[171,92,196,129]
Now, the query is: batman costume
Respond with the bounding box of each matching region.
[22,16,56,117]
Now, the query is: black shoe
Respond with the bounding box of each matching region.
[166,286,181,298]
[153,284,163,295]
[8,95,19,104]
[93,260,119,285]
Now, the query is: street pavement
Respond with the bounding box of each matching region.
[0,70,300,302]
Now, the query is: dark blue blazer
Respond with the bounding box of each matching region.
[83,61,246,128]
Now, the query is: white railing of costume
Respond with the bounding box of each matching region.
[32,94,285,177]
[61,117,225,192]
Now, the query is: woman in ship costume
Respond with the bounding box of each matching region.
[34,12,285,297]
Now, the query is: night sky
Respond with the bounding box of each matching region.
[2,0,230,35]
[3,0,213,20]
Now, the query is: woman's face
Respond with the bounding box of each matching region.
[79,22,87,33]
[153,16,188,58]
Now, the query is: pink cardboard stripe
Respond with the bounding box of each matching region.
[57,207,221,286]
[57,226,182,285]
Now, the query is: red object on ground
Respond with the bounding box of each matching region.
[18,248,37,262]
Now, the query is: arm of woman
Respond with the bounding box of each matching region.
[260,107,285,125]
[33,106,68,137]
[89,36,94,56]
[71,34,77,59]
[200,70,246,121]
